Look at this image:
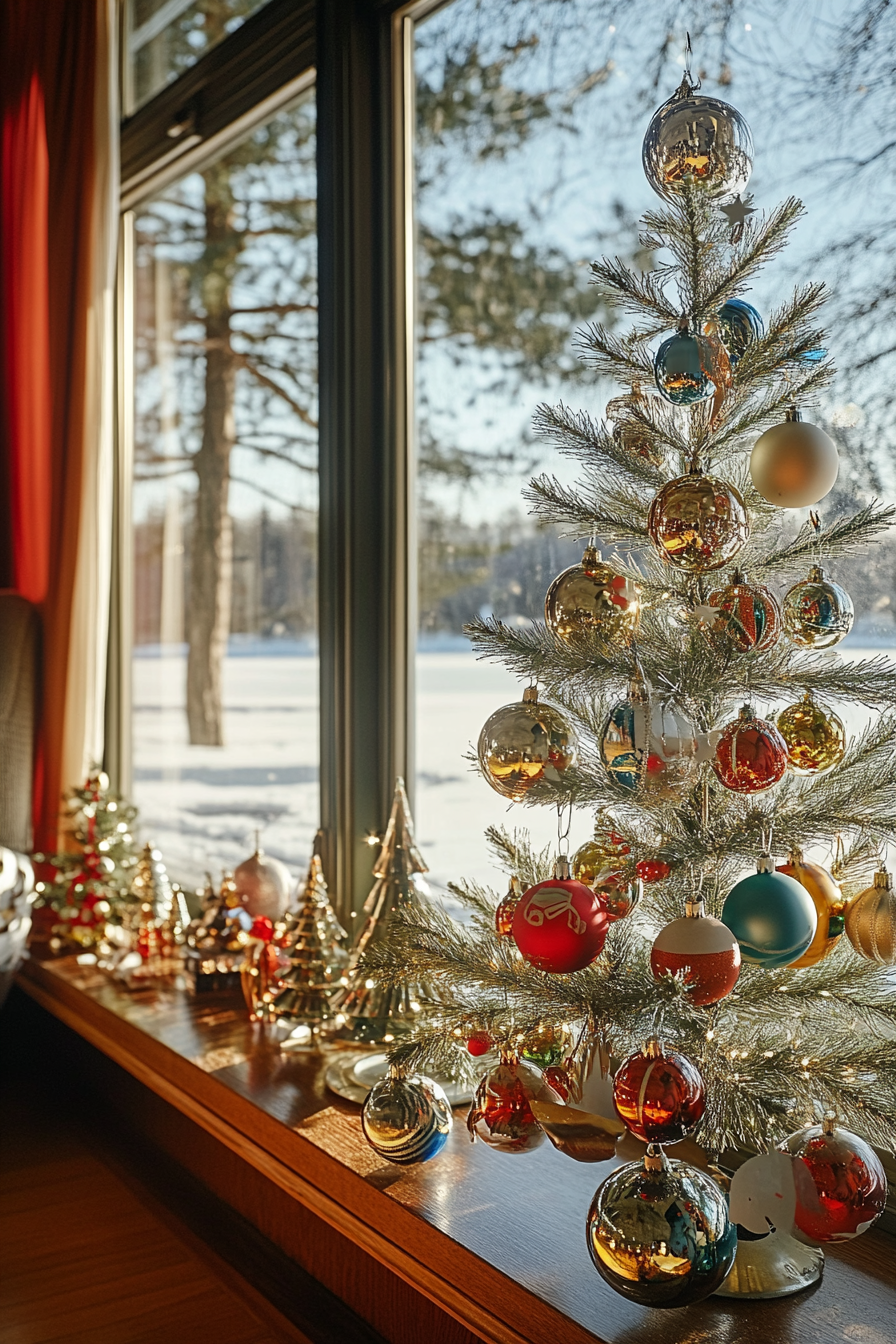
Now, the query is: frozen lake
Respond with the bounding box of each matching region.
[133,646,891,899]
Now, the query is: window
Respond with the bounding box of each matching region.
[130,87,317,887]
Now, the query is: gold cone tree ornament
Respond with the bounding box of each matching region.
[122,844,186,983]
[335,779,444,1044]
[270,853,348,1038]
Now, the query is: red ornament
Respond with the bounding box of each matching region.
[466,1054,562,1153]
[466,1031,492,1057]
[613,1039,705,1144]
[593,869,641,922]
[707,572,781,653]
[512,859,608,973]
[249,915,275,942]
[543,1063,573,1101]
[494,877,521,938]
[780,1116,887,1243]
[635,858,672,883]
[712,704,787,793]
[651,899,741,1005]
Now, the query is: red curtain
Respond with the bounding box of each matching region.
[0,0,99,851]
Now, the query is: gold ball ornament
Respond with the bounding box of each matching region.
[783,566,854,649]
[845,868,896,963]
[648,471,749,572]
[477,687,576,800]
[544,545,640,643]
[750,408,839,508]
[777,693,846,775]
[777,850,846,968]
[642,76,753,203]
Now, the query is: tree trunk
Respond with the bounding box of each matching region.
[186,164,238,746]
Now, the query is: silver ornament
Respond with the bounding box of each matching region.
[361,1068,453,1165]
[643,77,753,204]
[234,844,292,919]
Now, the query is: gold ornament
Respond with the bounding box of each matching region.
[571,822,631,887]
[494,876,521,937]
[606,383,662,464]
[647,470,749,572]
[845,868,896,963]
[777,693,846,775]
[777,850,845,968]
[544,545,640,643]
[783,566,854,649]
[477,687,576,799]
[749,408,839,508]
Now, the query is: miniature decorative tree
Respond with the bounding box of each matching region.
[270,852,348,1037]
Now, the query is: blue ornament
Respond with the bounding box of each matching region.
[718,299,764,364]
[722,858,817,967]
[361,1069,452,1165]
[654,325,715,405]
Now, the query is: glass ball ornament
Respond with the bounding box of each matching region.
[721,853,818,967]
[845,868,896,964]
[600,684,698,799]
[647,471,749,572]
[520,1021,573,1070]
[606,383,662,464]
[477,686,576,799]
[642,78,753,203]
[587,1145,737,1308]
[779,1114,887,1243]
[776,851,845,968]
[654,323,716,405]
[712,703,788,793]
[777,692,846,775]
[544,545,641,643]
[570,822,630,885]
[511,857,608,974]
[234,844,292,921]
[494,876,521,938]
[750,407,839,509]
[783,566,854,649]
[650,897,741,1006]
[612,1039,706,1144]
[706,570,781,654]
[635,857,672,883]
[361,1068,453,1165]
[716,298,764,364]
[466,1053,562,1155]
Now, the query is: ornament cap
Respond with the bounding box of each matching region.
[807,564,825,582]
[730,567,746,585]
[756,851,775,874]
[873,867,893,890]
[784,405,803,423]
[684,895,705,918]
[644,1142,667,1172]
[822,1110,837,1136]
[553,855,572,881]
[522,685,539,704]
[643,1037,663,1059]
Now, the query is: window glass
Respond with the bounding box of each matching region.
[413,1,896,890]
[125,0,272,114]
[132,86,317,888]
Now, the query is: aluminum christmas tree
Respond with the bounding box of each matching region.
[363,75,896,1157]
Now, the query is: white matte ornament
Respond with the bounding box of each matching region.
[749,408,839,508]
[234,843,292,920]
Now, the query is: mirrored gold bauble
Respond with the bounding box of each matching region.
[477,687,576,799]
[750,408,839,508]
[777,852,845,968]
[544,546,640,643]
[845,869,896,963]
[777,694,846,775]
[642,79,753,204]
[606,384,662,464]
[647,472,749,572]
[783,566,854,649]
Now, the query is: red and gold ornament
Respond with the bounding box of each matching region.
[779,1113,887,1242]
[466,1051,563,1154]
[512,857,609,973]
[613,1039,706,1145]
[706,570,781,653]
[712,703,788,793]
[494,876,521,938]
[650,897,741,1005]
[777,851,845,968]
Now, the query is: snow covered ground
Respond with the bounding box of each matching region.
[133,645,892,900]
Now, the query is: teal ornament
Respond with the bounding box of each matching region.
[586,1145,737,1308]
[718,299,763,364]
[722,856,817,967]
[654,324,715,405]
[361,1069,452,1165]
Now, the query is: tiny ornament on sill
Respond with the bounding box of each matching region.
[361,1066,453,1166]
[233,836,292,921]
[586,1144,737,1308]
[271,850,348,1047]
[477,687,577,799]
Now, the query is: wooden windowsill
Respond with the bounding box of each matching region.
[15,955,896,1344]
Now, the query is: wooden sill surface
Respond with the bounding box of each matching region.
[16,955,896,1344]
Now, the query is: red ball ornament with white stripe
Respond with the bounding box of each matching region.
[650,896,741,1006]
[512,857,609,974]
[613,1039,705,1145]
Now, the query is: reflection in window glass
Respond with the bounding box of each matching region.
[125,0,271,114]
[132,88,317,888]
[413,1,896,890]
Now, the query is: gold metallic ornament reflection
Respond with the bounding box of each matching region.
[777,849,845,969]
[531,1099,624,1162]
[647,471,749,572]
[544,545,641,643]
[777,692,846,775]
[477,687,576,799]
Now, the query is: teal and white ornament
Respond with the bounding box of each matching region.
[600,684,698,799]
[361,1067,453,1165]
[721,854,817,968]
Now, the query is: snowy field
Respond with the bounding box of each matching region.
[133,645,891,900]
